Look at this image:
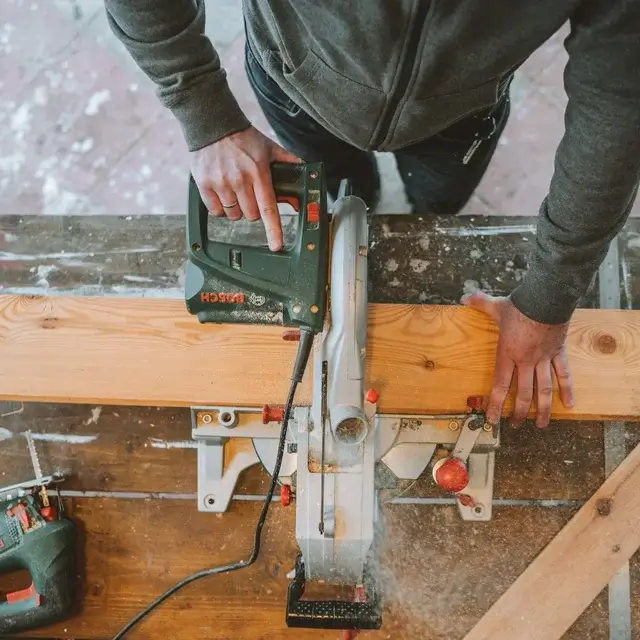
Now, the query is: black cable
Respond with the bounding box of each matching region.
[112,329,315,640]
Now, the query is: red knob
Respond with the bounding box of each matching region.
[365,389,380,404]
[262,405,284,424]
[282,330,301,342]
[433,457,469,493]
[39,506,57,522]
[467,395,485,410]
[280,484,291,506]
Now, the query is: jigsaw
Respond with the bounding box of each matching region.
[0,431,75,635]
[182,162,500,635]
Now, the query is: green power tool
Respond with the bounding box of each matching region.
[185,162,329,333]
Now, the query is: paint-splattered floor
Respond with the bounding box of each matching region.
[2,0,638,217]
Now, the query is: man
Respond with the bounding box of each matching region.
[105,1,640,429]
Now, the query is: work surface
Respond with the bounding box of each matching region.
[2,214,640,639]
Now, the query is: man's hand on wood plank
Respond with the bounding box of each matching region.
[461,291,575,428]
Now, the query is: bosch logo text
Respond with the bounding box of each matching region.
[200,292,245,304]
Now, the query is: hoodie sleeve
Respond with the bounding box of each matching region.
[104,0,251,151]
[510,0,640,324]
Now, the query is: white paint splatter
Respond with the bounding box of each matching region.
[33,85,47,106]
[418,236,430,251]
[409,259,429,274]
[140,165,152,178]
[0,428,12,441]
[386,259,399,272]
[84,90,111,116]
[0,152,26,175]
[36,264,57,287]
[28,433,97,444]
[2,232,17,243]
[11,103,31,139]
[84,406,102,425]
[71,138,94,154]
[42,176,83,215]
[44,70,63,89]
[469,249,482,259]
[129,84,139,92]
[149,439,197,449]
[463,279,480,295]
[123,275,153,283]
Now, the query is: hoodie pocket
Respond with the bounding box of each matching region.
[277,49,387,148]
[393,78,502,149]
[245,44,302,118]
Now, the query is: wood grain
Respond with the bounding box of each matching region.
[6,498,612,640]
[1,294,640,419]
[464,442,640,640]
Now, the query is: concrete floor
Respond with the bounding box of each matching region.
[2,0,638,218]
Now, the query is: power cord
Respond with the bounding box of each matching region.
[112,328,316,640]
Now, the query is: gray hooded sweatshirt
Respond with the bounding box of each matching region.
[104,0,640,325]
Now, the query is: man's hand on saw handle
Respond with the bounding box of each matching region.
[190,126,301,252]
[461,291,575,429]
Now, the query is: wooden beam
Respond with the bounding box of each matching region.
[464,442,640,640]
[1,294,639,419]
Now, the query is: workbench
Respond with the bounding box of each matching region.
[2,213,640,639]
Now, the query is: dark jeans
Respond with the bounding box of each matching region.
[245,44,511,214]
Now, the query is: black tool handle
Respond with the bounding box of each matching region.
[0,518,76,635]
[285,555,382,631]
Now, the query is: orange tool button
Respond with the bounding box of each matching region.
[307,201,320,223]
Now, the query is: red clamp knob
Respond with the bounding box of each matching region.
[280,484,292,507]
[262,405,284,424]
[282,329,301,342]
[39,506,57,522]
[466,395,485,411]
[365,389,380,404]
[433,457,469,493]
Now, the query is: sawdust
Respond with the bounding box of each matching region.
[368,505,478,639]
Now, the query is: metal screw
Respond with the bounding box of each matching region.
[448,420,459,431]
[287,443,297,454]
[309,170,318,179]
[201,413,213,424]
[483,422,493,432]
[310,305,319,314]
[358,246,368,257]
[292,304,302,314]
[473,504,484,516]
[307,242,315,251]
[204,494,216,508]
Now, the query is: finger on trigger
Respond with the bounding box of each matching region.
[552,348,575,408]
[511,364,534,427]
[486,356,515,425]
[534,360,553,428]
[254,170,283,251]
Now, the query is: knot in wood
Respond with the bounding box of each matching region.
[596,498,612,516]
[423,358,435,370]
[595,333,617,354]
[40,317,59,329]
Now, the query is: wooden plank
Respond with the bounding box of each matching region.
[464,442,640,640]
[1,294,640,419]
[1,498,612,640]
